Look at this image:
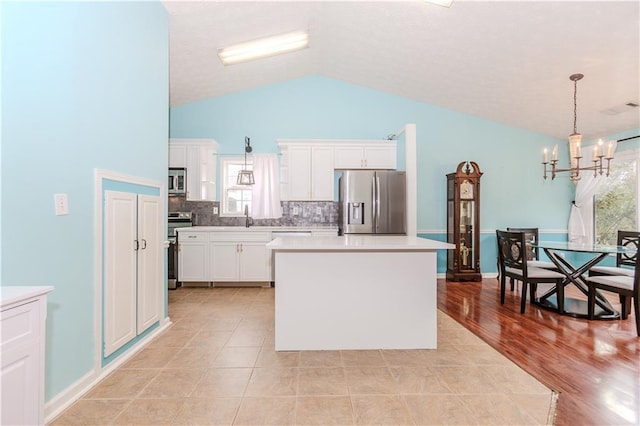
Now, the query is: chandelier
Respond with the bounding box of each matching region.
[542,73,613,181]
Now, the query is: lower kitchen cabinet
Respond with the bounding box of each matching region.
[210,232,271,283]
[177,232,209,282]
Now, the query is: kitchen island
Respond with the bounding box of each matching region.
[267,235,454,351]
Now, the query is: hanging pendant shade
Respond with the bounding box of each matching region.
[237,136,255,185]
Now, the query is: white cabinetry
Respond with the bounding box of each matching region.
[278,142,334,201]
[177,232,209,282]
[1,287,53,426]
[104,191,161,357]
[169,138,218,201]
[334,142,397,169]
[210,232,271,283]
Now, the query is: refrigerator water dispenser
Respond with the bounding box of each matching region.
[348,202,365,225]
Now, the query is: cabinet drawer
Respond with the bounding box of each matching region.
[178,232,207,242]
[210,232,271,242]
[1,301,38,350]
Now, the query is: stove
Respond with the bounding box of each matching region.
[168,212,192,289]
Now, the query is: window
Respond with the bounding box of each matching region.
[220,157,252,216]
[594,149,639,245]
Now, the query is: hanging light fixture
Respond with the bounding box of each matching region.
[542,73,613,181]
[237,136,255,185]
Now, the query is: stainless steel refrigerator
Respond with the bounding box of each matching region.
[338,170,406,235]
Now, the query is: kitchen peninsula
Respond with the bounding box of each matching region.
[267,235,454,351]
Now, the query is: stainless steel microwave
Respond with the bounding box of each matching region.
[168,168,186,194]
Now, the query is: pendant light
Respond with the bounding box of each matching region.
[237,136,255,185]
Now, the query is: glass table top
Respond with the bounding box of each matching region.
[533,240,637,255]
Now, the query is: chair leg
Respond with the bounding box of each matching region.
[529,283,537,305]
[633,296,640,337]
[520,282,527,314]
[619,295,631,320]
[510,277,515,291]
[500,275,506,305]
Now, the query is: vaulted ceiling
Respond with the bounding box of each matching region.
[164,1,640,141]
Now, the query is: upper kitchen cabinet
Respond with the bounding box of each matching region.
[278,141,334,201]
[334,141,397,169]
[169,138,218,201]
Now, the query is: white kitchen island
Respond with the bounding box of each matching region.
[267,235,454,351]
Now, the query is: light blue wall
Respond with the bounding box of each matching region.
[170,76,575,271]
[1,1,168,402]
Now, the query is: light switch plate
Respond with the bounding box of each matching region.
[316,207,322,215]
[213,206,219,215]
[54,193,69,215]
[293,206,300,215]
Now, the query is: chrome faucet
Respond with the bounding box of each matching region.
[244,205,252,228]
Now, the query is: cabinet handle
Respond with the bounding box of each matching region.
[134,240,139,251]
[188,235,196,239]
[141,239,147,249]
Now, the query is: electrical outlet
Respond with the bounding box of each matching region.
[293,206,300,215]
[54,193,69,215]
[316,207,322,215]
[213,206,219,215]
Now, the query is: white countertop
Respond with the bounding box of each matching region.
[177,226,338,232]
[267,235,455,251]
[1,286,54,309]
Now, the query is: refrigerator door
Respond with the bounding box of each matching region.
[374,171,406,234]
[340,170,375,234]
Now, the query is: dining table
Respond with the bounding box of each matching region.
[532,240,637,319]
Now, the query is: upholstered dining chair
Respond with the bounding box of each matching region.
[496,230,566,314]
[586,252,640,337]
[501,227,558,289]
[589,230,640,278]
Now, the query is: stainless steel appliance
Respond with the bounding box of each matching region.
[168,211,192,289]
[339,170,406,235]
[168,168,186,195]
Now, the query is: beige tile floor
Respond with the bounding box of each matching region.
[49,287,555,425]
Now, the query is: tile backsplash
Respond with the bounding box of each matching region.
[169,196,338,227]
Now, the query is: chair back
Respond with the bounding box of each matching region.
[496,230,528,276]
[507,227,540,261]
[617,230,640,269]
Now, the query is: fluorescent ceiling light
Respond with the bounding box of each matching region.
[424,0,453,7]
[218,31,309,65]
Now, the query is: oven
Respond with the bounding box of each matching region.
[168,212,192,289]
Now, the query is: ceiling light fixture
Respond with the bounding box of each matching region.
[424,0,454,8]
[237,137,255,185]
[218,31,309,66]
[542,73,613,181]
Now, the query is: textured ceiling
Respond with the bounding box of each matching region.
[164,0,640,141]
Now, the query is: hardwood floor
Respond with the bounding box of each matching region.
[437,277,639,426]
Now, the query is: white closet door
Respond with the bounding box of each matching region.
[104,191,137,357]
[136,194,161,334]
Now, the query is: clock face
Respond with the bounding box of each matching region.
[460,180,473,199]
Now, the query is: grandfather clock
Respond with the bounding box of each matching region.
[446,161,482,282]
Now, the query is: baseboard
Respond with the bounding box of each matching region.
[44,319,173,423]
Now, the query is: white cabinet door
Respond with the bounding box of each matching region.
[136,195,161,334]
[185,144,201,201]
[239,243,270,281]
[334,146,364,169]
[288,146,312,200]
[104,191,137,357]
[211,243,240,281]
[169,144,187,167]
[311,146,334,200]
[364,145,396,169]
[178,239,209,282]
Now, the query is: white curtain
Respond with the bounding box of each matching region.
[568,140,617,244]
[252,154,282,219]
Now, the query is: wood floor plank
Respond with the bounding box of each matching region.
[437,278,639,426]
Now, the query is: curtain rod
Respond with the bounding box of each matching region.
[617,135,639,143]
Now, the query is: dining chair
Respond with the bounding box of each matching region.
[586,252,640,336]
[502,227,557,290]
[589,230,639,278]
[496,230,566,314]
